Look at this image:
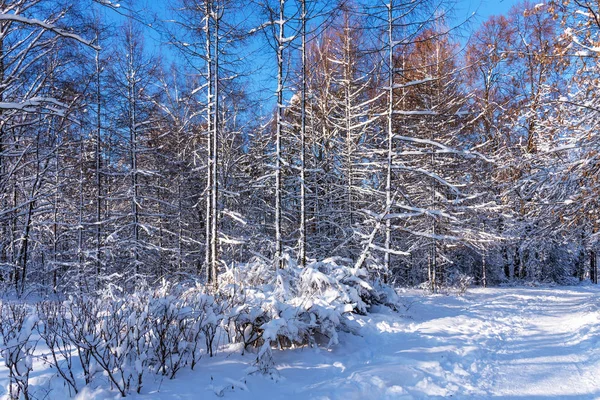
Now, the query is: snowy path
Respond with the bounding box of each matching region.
[162,286,600,400]
[466,288,600,399]
[4,286,600,399]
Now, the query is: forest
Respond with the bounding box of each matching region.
[1,0,600,399]
[0,0,598,295]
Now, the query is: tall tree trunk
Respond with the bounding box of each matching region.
[343,14,353,228]
[52,145,59,292]
[0,21,5,273]
[384,0,394,282]
[204,0,213,282]
[210,4,220,285]
[591,250,597,284]
[78,133,85,292]
[482,251,487,287]
[299,0,307,268]
[128,28,140,283]
[95,41,103,285]
[275,0,285,269]
[17,129,46,296]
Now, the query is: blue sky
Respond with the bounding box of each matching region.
[96,0,522,108]
[100,0,522,56]
[463,0,519,23]
[99,0,522,62]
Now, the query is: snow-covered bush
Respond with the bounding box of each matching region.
[196,294,224,359]
[218,257,398,370]
[179,287,221,367]
[218,261,274,352]
[305,257,399,313]
[88,298,135,396]
[33,285,223,395]
[446,272,474,295]
[62,297,98,387]
[124,292,152,393]
[0,302,38,400]
[37,301,80,396]
[1,258,398,397]
[147,287,191,379]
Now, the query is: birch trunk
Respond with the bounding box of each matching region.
[204,0,213,282]
[210,3,220,285]
[275,0,285,269]
[299,0,307,268]
[384,0,394,281]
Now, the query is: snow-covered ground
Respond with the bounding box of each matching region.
[4,286,600,399]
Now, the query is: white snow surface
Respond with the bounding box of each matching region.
[4,286,600,399]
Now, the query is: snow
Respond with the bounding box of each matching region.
[0,14,98,49]
[97,0,121,7]
[0,97,68,115]
[390,78,435,90]
[4,286,600,399]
